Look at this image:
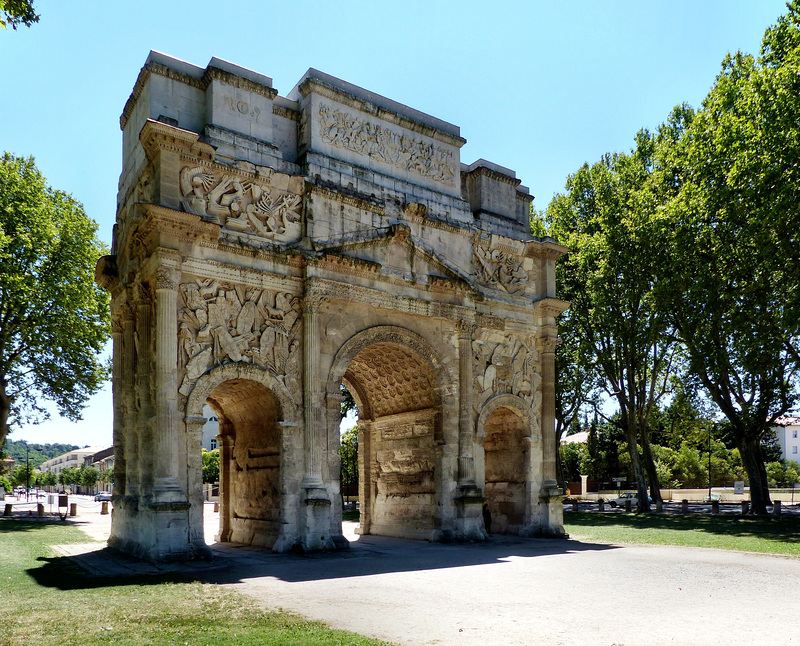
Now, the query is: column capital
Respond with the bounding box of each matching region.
[154,266,180,291]
[535,334,560,354]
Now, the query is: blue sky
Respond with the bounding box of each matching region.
[0,0,789,447]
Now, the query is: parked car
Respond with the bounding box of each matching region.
[95,491,112,502]
[608,492,653,507]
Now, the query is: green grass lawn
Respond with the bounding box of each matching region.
[564,510,800,556]
[0,520,393,646]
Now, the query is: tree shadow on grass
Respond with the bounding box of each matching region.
[565,510,800,546]
[0,518,73,534]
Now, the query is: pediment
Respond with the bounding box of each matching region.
[314,224,472,290]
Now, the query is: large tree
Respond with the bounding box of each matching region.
[0,154,110,448]
[651,6,800,514]
[547,139,680,511]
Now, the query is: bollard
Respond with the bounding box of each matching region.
[213,501,219,513]
[742,500,750,515]
[681,499,689,514]
[625,499,632,513]
[101,501,109,515]
[3,503,12,516]
[656,499,663,513]
[598,499,605,512]
[69,503,77,517]
[572,500,578,512]
[773,500,781,517]
[712,500,720,514]
[37,503,44,517]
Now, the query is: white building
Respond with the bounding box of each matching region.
[201,404,219,451]
[38,446,107,475]
[772,416,800,464]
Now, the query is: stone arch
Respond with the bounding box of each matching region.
[186,362,300,423]
[476,393,532,440]
[185,363,300,550]
[327,325,456,540]
[327,325,455,407]
[477,394,532,535]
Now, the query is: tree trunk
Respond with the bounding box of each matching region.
[738,435,771,515]
[0,381,11,451]
[623,415,650,512]
[639,429,663,504]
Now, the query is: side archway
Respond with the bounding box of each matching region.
[185,363,301,549]
[477,394,534,535]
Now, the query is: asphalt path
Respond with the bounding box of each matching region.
[14,497,800,646]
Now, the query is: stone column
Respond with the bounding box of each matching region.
[325,391,349,550]
[454,320,484,540]
[356,420,373,536]
[185,416,210,556]
[536,332,559,489]
[217,433,233,543]
[122,305,139,497]
[301,296,324,488]
[300,293,333,551]
[456,321,476,486]
[136,284,154,497]
[152,264,185,502]
[536,327,565,537]
[111,314,126,498]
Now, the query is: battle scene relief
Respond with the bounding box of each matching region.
[179,280,302,401]
[179,165,303,243]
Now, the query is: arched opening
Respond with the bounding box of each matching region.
[343,341,442,540]
[483,406,527,534]
[207,378,282,549]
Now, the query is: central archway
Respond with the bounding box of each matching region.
[329,326,452,541]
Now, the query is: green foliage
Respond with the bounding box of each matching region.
[0,475,10,492]
[560,442,587,482]
[1,440,79,469]
[0,0,38,29]
[546,143,681,508]
[58,467,80,487]
[647,7,800,513]
[202,448,220,483]
[41,470,56,487]
[9,462,35,487]
[0,154,111,449]
[80,466,99,489]
[340,383,357,416]
[99,466,113,484]
[766,460,800,487]
[339,425,359,487]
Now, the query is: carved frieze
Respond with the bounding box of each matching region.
[178,279,302,399]
[318,104,457,184]
[179,165,302,243]
[473,244,527,295]
[472,335,539,408]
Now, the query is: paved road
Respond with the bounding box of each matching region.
[25,499,800,646]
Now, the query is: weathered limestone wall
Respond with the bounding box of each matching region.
[98,51,569,562]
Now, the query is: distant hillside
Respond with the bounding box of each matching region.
[2,440,80,469]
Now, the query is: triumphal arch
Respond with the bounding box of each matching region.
[96,52,569,561]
